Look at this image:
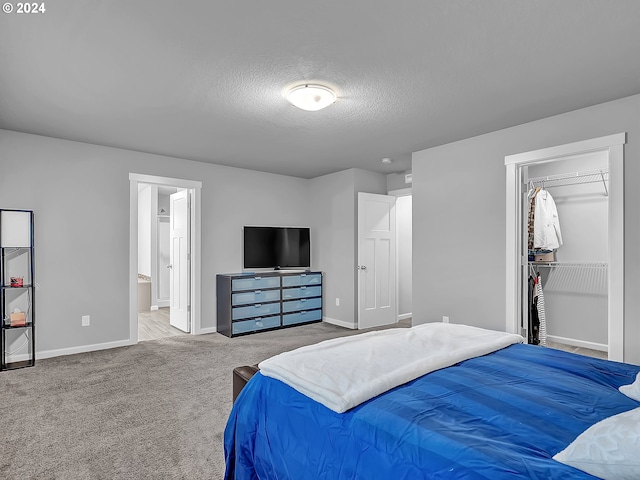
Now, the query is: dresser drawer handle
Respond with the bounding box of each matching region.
[255,290,261,294]
[255,276,261,280]
[254,304,262,308]
[301,286,306,290]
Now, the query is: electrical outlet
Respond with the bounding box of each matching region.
[82,315,90,327]
[336,298,340,306]
[442,316,449,324]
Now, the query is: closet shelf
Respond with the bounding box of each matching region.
[529,261,608,269]
[530,261,608,296]
[528,169,609,195]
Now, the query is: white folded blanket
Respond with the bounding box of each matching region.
[619,372,640,402]
[259,322,523,413]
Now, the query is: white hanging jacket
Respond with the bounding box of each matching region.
[533,189,563,250]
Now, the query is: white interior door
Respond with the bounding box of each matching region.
[169,190,190,332]
[358,192,397,329]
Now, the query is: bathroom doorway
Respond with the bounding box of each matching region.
[129,173,202,343]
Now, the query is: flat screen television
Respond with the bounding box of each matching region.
[243,226,310,270]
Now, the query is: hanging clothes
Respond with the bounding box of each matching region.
[534,189,563,250]
[528,275,540,345]
[535,274,547,347]
[527,187,540,251]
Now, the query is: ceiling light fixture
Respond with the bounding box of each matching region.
[286,84,336,111]
[381,157,392,164]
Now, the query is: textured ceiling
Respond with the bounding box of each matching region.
[1,1,640,179]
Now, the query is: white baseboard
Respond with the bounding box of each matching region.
[7,338,135,363]
[323,317,356,329]
[195,326,217,335]
[398,313,412,321]
[7,325,222,363]
[547,334,608,352]
[6,316,367,363]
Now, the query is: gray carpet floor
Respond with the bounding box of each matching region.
[1,321,396,479]
[1,320,606,479]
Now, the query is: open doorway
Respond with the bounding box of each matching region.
[355,189,412,330]
[129,174,202,344]
[137,184,186,341]
[505,133,626,361]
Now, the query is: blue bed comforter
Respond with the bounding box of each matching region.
[224,344,640,479]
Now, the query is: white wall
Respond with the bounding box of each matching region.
[412,94,640,364]
[157,188,173,215]
[0,129,312,356]
[0,129,389,356]
[387,171,412,192]
[310,170,356,327]
[4,95,638,362]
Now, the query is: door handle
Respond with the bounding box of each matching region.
[167,264,172,269]
[360,265,367,270]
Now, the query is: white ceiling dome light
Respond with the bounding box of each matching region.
[286,84,336,111]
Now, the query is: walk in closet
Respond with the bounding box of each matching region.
[524,151,609,353]
[505,133,625,361]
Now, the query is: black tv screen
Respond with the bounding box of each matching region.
[243,226,310,269]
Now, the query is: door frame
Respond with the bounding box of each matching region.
[129,173,202,343]
[388,188,412,323]
[504,133,626,361]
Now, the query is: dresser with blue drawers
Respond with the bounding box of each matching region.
[216,271,323,337]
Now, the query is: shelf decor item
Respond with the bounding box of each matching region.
[1,209,36,371]
[10,310,26,327]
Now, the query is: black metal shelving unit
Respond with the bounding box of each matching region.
[1,209,35,371]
